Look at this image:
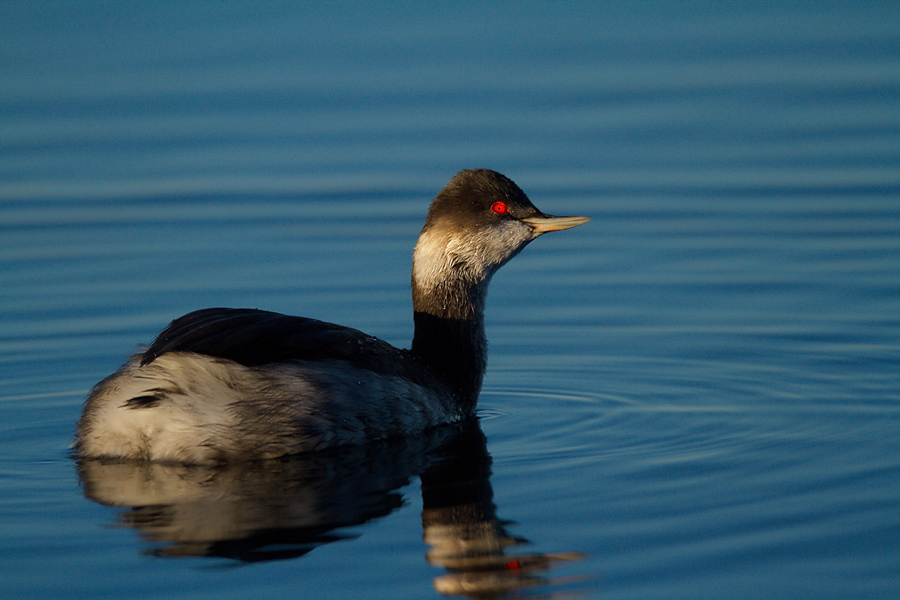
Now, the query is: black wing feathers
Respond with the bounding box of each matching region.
[141,308,410,376]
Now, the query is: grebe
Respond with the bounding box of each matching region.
[75,169,589,464]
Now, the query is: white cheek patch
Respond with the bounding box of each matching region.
[412,220,534,297]
[412,227,452,291]
[462,219,534,272]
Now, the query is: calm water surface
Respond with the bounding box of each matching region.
[2,2,899,599]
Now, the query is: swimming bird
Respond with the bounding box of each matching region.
[75,169,589,464]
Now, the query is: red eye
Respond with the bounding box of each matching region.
[490,201,508,215]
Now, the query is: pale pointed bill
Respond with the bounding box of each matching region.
[520,214,590,234]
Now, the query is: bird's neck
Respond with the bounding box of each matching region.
[410,252,490,410]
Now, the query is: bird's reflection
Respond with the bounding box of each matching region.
[77,420,583,597]
[419,425,585,598]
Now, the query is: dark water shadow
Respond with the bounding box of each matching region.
[76,420,585,598]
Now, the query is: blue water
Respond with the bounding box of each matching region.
[2,2,899,599]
